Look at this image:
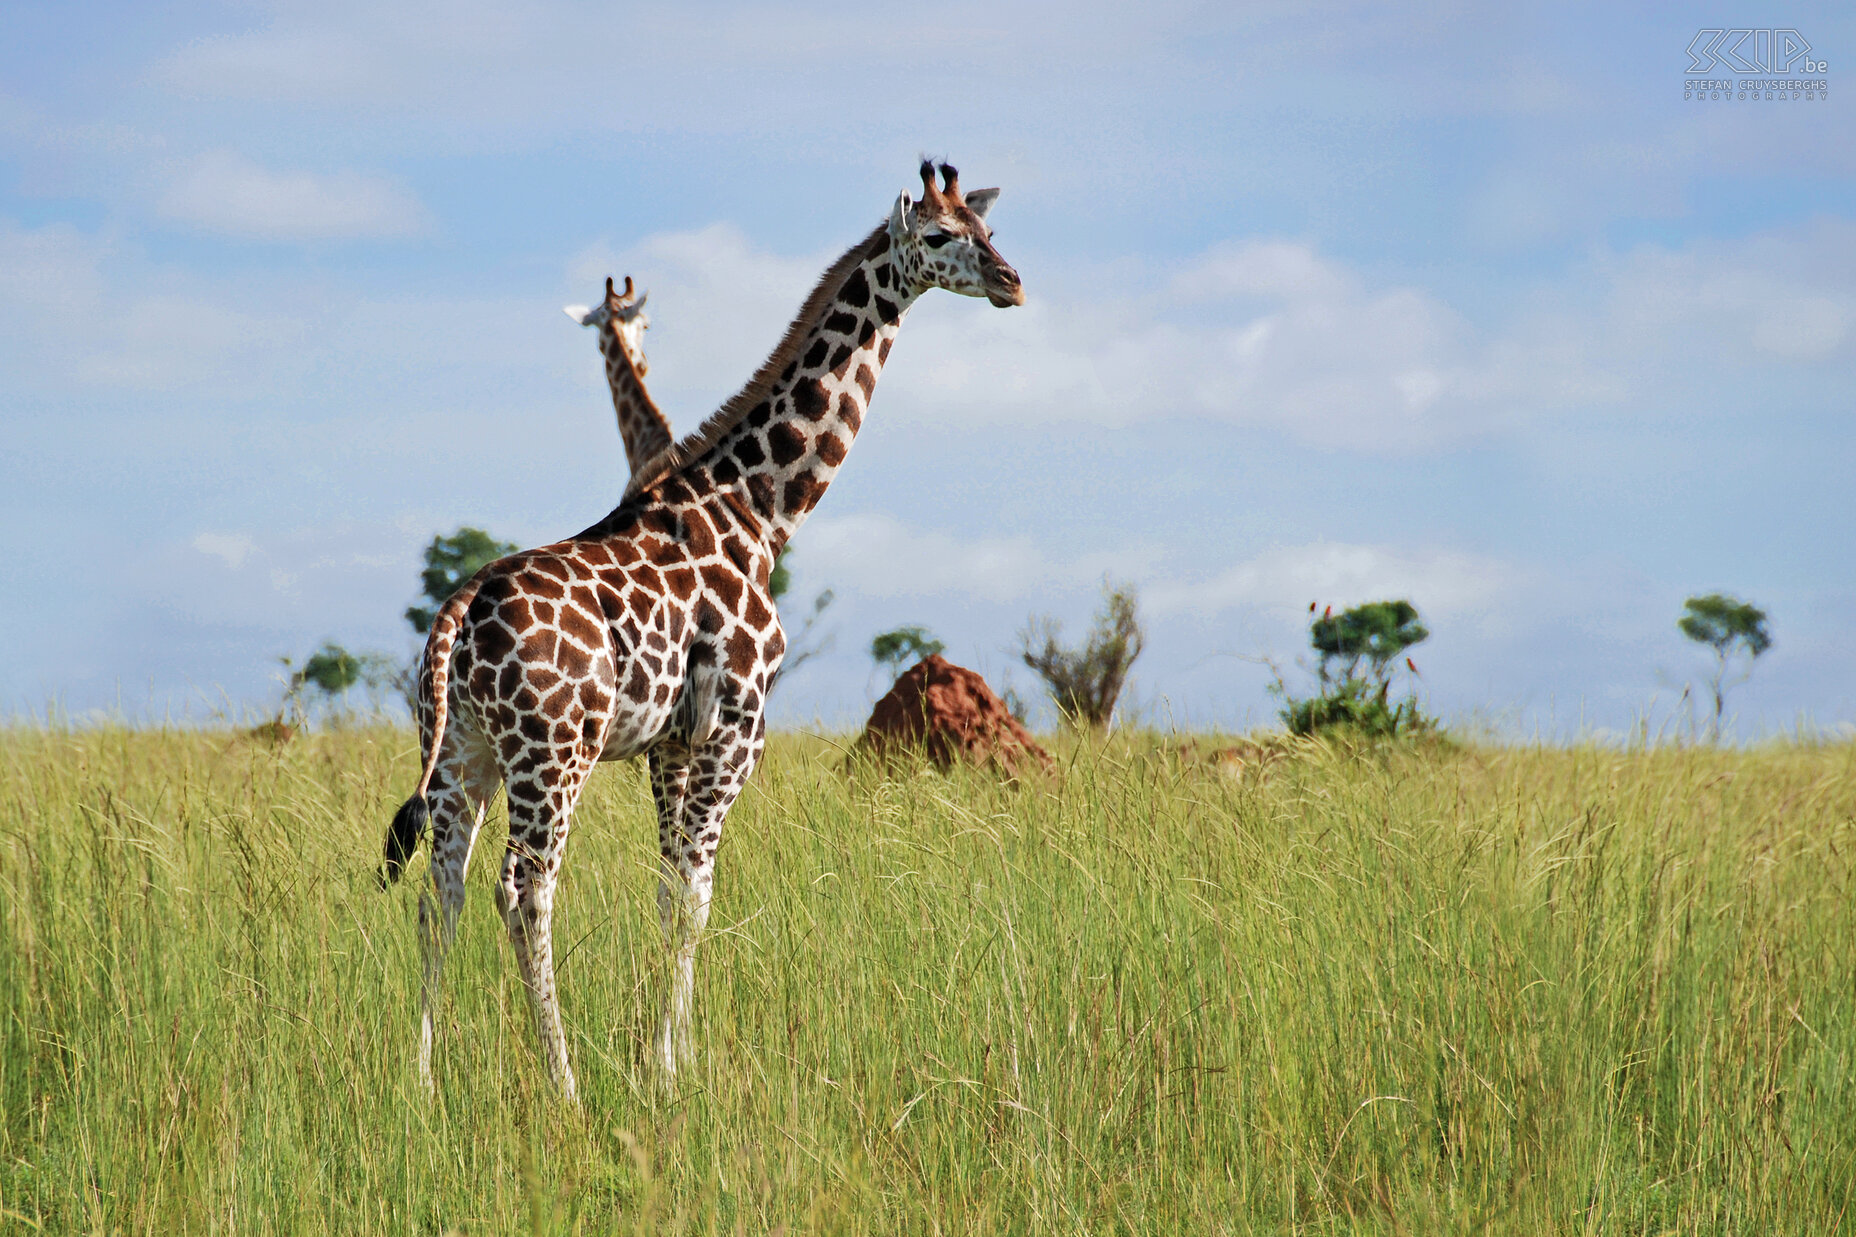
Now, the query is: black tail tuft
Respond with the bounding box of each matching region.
[378,795,431,888]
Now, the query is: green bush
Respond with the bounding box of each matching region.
[1282,673,1433,738]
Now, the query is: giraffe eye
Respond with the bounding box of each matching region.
[923,232,954,248]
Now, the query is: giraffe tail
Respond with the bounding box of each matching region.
[379,577,486,888]
[379,796,430,888]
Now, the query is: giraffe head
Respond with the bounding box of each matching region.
[888,161,1023,308]
[564,275,651,376]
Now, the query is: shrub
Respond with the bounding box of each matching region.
[1019,579,1144,729]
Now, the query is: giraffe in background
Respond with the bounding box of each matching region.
[565,275,675,477]
[383,162,1022,1096]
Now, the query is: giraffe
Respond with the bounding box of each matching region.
[564,275,676,477]
[382,162,1023,1097]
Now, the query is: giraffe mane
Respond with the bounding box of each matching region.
[623,222,889,501]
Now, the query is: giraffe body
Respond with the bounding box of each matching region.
[387,163,1022,1096]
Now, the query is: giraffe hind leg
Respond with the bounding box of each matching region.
[655,717,764,1081]
[499,756,596,1102]
[416,724,500,1092]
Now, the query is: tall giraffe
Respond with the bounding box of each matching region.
[383,162,1023,1096]
[564,275,675,477]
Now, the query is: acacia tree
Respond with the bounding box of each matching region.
[1679,593,1771,739]
[1019,579,1144,729]
[405,527,519,634]
[870,625,945,686]
[1311,600,1429,694]
[1279,599,1432,738]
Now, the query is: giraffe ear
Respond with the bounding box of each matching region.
[964,187,1000,219]
[564,304,604,327]
[889,190,918,241]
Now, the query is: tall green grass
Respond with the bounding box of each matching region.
[2,727,1852,1233]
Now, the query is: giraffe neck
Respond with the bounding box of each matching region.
[682,228,920,549]
[596,323,674,477]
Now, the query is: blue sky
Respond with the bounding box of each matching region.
[2,1,1851,738]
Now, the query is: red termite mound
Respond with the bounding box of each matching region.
[857,654,1052,776]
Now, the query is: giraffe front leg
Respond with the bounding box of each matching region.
[654,720,763,1082]
[657,863,710,1079]
[647,745,692,1082]
[500,761,592,1102]
[417,728,500,1093]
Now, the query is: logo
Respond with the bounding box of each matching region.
[1684,29,1827,100]
[1686,29,1823,74]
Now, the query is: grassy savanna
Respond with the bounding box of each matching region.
[2,727,1852,1233]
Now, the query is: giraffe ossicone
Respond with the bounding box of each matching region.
[384,161,1023,1098]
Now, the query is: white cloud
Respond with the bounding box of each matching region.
[1171,239,1355,303]
[140,524,424,632]
[0,212,589,405]
[604,218,1856,456]
[1594,219,1856,365]
[799,514,1528,643]
[1752,297,1849,359]
[158,150,428,240]
[570,226,1540,451]
[799,513,1054,602]
[192,531,254,569]
[876,238,1600,450]
[0,217,305,391]
[1147,542,1529,626]
[156,26,391,104]
[146,2,1183,130]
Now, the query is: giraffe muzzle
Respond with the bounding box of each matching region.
[984,263,1025,308]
